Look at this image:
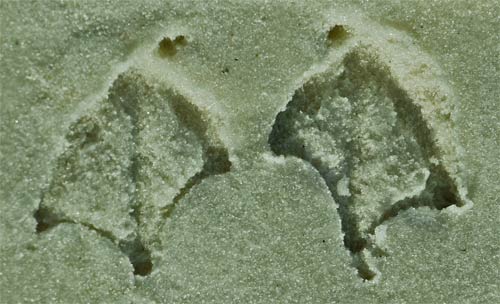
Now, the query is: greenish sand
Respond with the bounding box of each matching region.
[1,1,499,303]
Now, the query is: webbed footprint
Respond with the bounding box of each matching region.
[35,68,230,276]
[269,46,469,280]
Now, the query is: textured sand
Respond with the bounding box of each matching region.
[1,1,499,303]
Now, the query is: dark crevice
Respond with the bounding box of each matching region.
[353,255,377,281]
[111,81,152,277]
[35,205,115,243]
[157,35,187,58]
[368,165,461,236]
[162,98,232,219]
[34,203,152,276]
[163,147,231,219]
[268,48,463,281]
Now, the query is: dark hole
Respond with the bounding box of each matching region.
[436,186,459,209]
[327,25,349,44]
[133,259,153,276]
[120,239,153,277]
[158,37,177,57]
[174,35,187,46]
[158,35,188,58]
[34,207,56,233]
[359,268,376,281]
[36,221,50,233]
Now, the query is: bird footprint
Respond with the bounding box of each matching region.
[269,45,470,280]
[34,30,470,282]
[34,68,231,276]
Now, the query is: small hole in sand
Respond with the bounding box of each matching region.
[134,259,153,276]
[327,25,349,44]
[174,35,187,46]
[158,35,188,58]
[159,37,176,57]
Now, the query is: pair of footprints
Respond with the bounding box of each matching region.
[35,43,468,281]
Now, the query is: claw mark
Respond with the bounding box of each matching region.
[269,46,468,280]
[34,69,230,278]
